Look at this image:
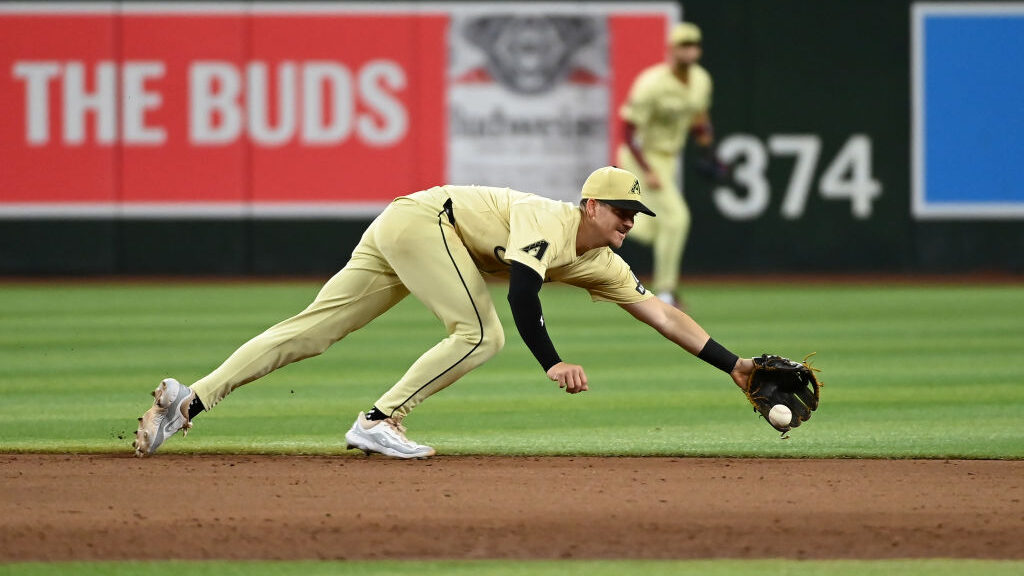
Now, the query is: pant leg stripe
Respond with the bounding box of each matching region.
[389,211,484,417]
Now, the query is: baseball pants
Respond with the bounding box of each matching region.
[616,144,691,296]
[190,195,504,420]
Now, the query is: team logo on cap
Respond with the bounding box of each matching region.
[630,179,641,196]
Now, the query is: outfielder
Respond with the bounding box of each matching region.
[617,22,726,308]
[134,167,763,459]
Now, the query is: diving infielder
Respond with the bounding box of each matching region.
[617,22,725,308]
[134,166,754,459]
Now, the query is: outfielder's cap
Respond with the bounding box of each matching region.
[669,22,702,45]
[581,166,656,217]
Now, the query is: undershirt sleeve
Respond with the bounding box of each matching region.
[507,261,562,371]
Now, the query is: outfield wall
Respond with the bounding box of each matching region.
[1,0,1022,275]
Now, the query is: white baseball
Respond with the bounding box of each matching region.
[768,404,792,428]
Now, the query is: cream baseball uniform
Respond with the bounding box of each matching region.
[190,185,652,420]
[617,61,712,295]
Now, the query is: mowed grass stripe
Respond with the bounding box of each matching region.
[0,281,1021,458]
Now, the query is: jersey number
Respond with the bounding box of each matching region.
[520,240,549,261]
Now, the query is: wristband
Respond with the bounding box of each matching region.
[698,338,739,374]
[691,123,711,140]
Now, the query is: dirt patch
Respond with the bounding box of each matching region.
[2,454,1021,562]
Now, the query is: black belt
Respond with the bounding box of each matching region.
[440,198,456,225]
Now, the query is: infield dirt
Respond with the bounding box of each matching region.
[2,455,1021,561]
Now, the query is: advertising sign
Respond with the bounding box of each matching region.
[0,2,677,217]
[912,3,1024,219]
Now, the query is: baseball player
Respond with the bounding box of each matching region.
[617,22,726,309]
[134,166,754,459]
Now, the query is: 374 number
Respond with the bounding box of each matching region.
[713,134,882,220]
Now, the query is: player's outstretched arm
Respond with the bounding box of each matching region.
[620,297,709,354]
[620,297,752,391]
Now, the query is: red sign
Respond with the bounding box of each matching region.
[0,4,673,217]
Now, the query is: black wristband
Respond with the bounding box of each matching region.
[698,338,739,374]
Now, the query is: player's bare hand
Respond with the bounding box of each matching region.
[644,169,662,190]
[547,362,589,394]
[730,357,754,391]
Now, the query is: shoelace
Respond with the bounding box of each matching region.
[383,418,410,441]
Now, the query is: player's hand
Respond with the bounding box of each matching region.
[643,169,662,190]
[547,362,589,394]
[730,357,755,391]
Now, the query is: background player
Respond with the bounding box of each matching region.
[617,22,727,309]
[134,167,753,459]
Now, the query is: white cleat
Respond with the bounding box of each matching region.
[344,412,435,459]
[657,291,686,311]
[133,378,194,457]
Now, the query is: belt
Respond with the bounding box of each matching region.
[440,198,456,225]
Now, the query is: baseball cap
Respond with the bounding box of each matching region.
[669,22,702,45]
[581,166,656,217]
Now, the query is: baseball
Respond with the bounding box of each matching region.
[768,404,792,428]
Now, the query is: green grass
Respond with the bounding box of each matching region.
[1,280,1022,459]
[2,559,1022,576]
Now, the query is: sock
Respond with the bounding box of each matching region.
[187,393,206,420]
[365,407,388,421]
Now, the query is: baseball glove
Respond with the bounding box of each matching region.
[693,143,733,183]
[745,353,822,434]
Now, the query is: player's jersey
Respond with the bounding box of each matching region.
[403,186,652,305]
[619,62,712,155]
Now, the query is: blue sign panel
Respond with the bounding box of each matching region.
[913,4,1024,218]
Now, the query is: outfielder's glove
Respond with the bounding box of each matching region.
[693,143,732,183]
[745,354,822,434]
